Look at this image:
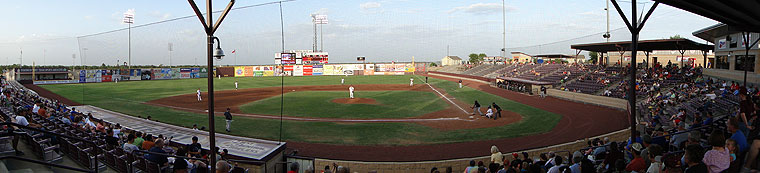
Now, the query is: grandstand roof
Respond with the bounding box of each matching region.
[533,54,580,59]
[570,38,712,53]
[654,0,760,32]
[693,23,734,44]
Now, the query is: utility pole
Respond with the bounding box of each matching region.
[502,0,507,58]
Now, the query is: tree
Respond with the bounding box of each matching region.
[430,62,438,67]
[669,35,684,39]
[478,53,487,59]
[468,53,479,64]
[589,51,599,63]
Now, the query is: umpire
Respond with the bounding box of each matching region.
[492,103,501,120]
[224,108,233,132]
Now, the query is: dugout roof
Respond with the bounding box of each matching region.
[654,0,760,32]
[570,38,712,53]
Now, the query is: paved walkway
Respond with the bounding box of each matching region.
[73,105,284,160]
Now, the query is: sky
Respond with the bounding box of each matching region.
[0,0,719,66]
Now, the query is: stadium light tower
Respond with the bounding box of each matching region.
[187,0,234,172]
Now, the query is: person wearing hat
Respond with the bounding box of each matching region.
[625,143,646,172]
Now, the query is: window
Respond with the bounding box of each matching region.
[735,55,755,72]
[715,56,730,70]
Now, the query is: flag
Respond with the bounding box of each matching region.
[231,50,236,54]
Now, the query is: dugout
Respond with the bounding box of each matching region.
[6,68,72,84]
[495,76,554,95]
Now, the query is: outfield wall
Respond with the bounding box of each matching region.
[61,63,428,84]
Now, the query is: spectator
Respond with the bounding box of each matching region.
[142,135,155,150]
[640,134,653,165]
[569,151,582,173]
[603,142,622,169]
[215,161,231,173]
[323,165,332,173]
[289,162,299,173]
[105,129,119,146]
[701,130,729,173]
[145,139,169,166]
[188,136,202,158]
[547,156,565,173]
[133,131,145,147]
[625,143,646,172]
[465,160,477,173]
[490,145,503,166]
[728,117,749,152]
[684,144,708,173]
[646,144,664,173]
[122,134,139,154]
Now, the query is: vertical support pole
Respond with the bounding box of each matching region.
[205,0,216,171]
[627,0,639,142]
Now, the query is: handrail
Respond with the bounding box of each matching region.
[0,156,92,173]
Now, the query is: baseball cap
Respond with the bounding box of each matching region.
[630,143,643,153]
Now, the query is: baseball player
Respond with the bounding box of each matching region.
[459,80,463,88]
[196,88,202,101]
[224,108,233,132]
[349,85,355,99]
[341,77,345,85]
[409,77,414,86]
[235,80,238,90]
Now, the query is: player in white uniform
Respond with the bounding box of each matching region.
[349,85,355,99]
[197,88,202,101]
[410,78,414,86]
[341,78,345,85]
[235,81,238,90]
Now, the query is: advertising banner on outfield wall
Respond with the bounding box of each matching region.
[199,68,208,78]
[171,68,181,79]
[293,65,303,76]
[86,70,102,83]
[152,68,172,80]
[234,66,245,77]
[312,65,323,75]
[303,65,313,76]
[101,70,112,82]
[180,68,192,79]
[191,68,201,78]
[129,69,142,81]
[244,66,254,77]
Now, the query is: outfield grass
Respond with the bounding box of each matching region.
[39,75,562,145]
[239,91,449,119]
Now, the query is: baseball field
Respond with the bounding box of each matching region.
[37,75,562,146]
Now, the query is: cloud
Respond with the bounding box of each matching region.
[448,3,516,15]
[84,15,94,20]
[149,11,172,20]
[360,2,382,10]
[578,11,604,17]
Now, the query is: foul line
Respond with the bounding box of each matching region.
[415,75,470,114]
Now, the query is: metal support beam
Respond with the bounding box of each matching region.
[611,0,657,142]
[187,0,235,172]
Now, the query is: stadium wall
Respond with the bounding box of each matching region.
[312,128,629,173]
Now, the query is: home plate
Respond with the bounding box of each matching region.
[469,116,474,119]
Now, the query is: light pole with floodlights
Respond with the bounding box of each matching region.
[187,0,234,172]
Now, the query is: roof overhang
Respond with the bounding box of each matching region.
[655,0,760,32]
[533,54,578,59]
[571,38,712,53]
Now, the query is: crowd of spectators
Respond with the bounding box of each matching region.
[0,77,244,173]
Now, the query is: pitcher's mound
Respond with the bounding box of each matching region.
[331,98,379,105]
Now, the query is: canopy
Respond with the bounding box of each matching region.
[570,38,712,52]
[654,0,760,32]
